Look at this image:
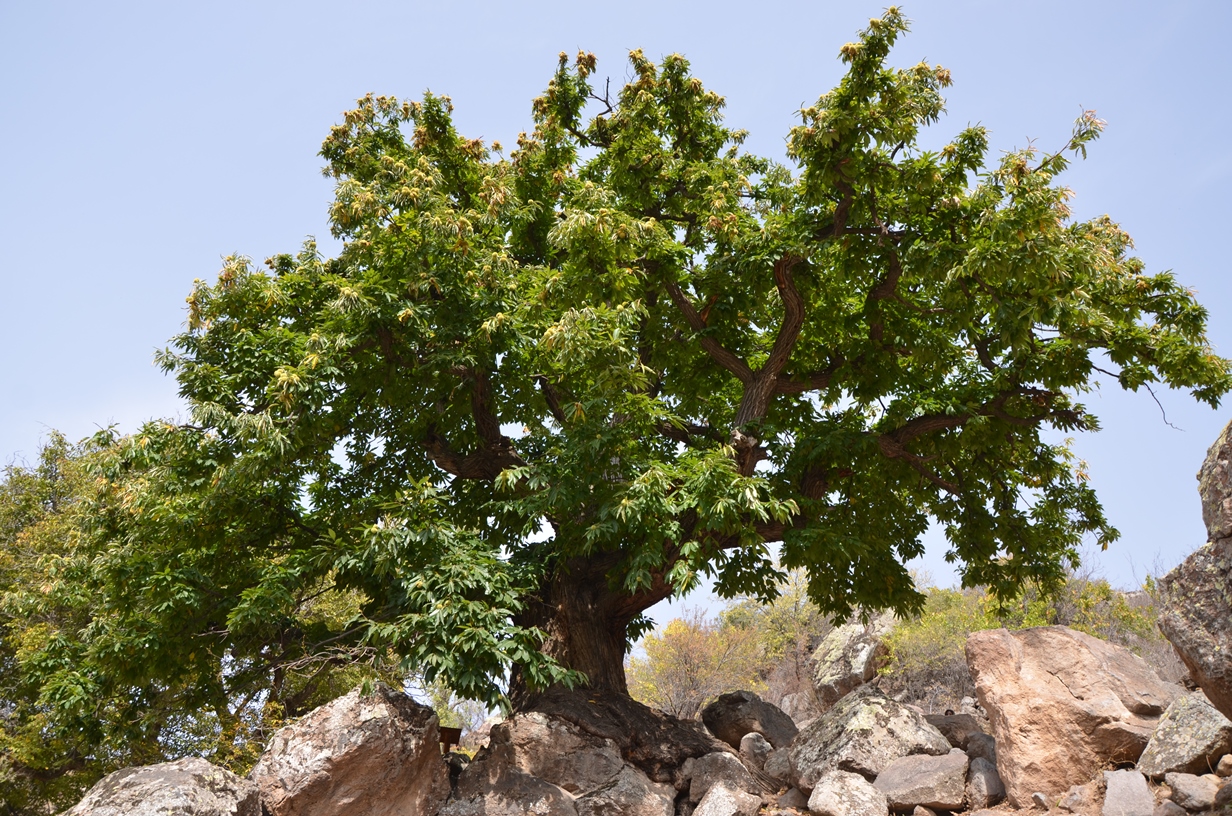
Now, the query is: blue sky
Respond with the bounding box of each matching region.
[3,1,1230,605]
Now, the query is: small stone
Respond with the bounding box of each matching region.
[1032,791,1050,809]
[1153,802,1187,816]
[1218,754,1232,777]
[1164,772,1220,811]
[739,732,772,770]
[1214,778,1232,809]
[775,787,808,809]
[912,807,939,816]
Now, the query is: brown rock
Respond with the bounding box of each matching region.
[249,684,449,816]
[923,712,987,750]
[701,690,798,751]
[966,626,1181,807]
[872,751,967,811]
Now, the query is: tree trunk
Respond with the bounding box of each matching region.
[508,554,672,711]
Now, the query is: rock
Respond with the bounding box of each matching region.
[1058,782,1097,813]
[923,712,986,750]
[1031,791,1050,809]
[701,690,798,750]
[811,612,895,712]
[872,751,968,811]
[1198,419,1232,540]
[805,769,890,816]
[966,626,1181,806]
[1164,772,1221,811]
[777,691,820,724]
[1157,538,1232,722]
[249,683,449,816]
[775,787,809,809]
[682,752,759,804]
[575,766,675,816]
[910,807,937,816]
[788,689,951,791]
[1219,754,1232,776]
[1102,770,1154,816]
[965,732,997,764]
[1138,692,1232,778]
[691,783,762,816]
[524,687,728,784]
[62,758,260,816]
[1153,803,1187,816]
[738,732,771,770]
[441,759,578,816]
[487,711,624,795]
[967,756,1006,810]
[763,748,791,782]
[1215,778,1232,809]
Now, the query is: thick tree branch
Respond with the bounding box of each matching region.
[664,281,753,383]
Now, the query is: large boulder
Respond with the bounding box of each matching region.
[923,712,987,750]
[966,756,1006,810]
[966,626,1181,807]
[701,690,798,750]
[63,757,260,816]
[1164,772,1221,812]
[443,688,723,815]
[788,689,951,792]
[811,612,895,712]
[692,783,762,816]
[249,684,449,816]
[1138,692,1232,778]
[680,752,759,804]
[873,751,968,812]
[1157,539,1232,722]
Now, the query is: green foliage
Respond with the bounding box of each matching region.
[6,10,1231,804]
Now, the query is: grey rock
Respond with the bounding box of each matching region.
[575,765,674,816]
[873,751,968,811]
[1058,782,1097,813]
[763,748,791,782]
[1157,538,1232,723]
[1102,770,1154,816]
[682,752,758,804]
[738,732,771,770]
[811,612,895,712]
[924,712,986,750]
[777,691,820,724]
[775,787,808,809]
[249,683,449,816]
[441,760,577,816]
[701,691,798,750]
[967,756,1006,810]
[788,689,951,791]
[911,808,938,816]
[692,783,762,816]
[1199,419,1232,540]
[62,758,259,816]
[1031,792,1050,809]
[806,770,889,816]
[1153,802,1188,816]
[1164,772,1221,811]
[967,626,1181,807]
[1215,778,1232,809]
[1139,692,1232,778]
[965,732,997,764]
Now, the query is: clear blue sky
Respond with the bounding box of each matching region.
[3,1,1230,601]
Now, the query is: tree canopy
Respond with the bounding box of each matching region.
[7,9,1230,788]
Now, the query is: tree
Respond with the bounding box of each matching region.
[16,8,1230,736]
[626,609,764,719]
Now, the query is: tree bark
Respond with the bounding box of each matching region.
[508,554,672,711]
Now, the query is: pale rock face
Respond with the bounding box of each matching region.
[788,689,951,792]
[681,752,759,804]
[489,712,624,795]
[1163,772,1221,811]
[738,732,771,770]
[872,751,968,812]
[700,690,798,750]
[810,612,895,712]
[965,626,1181,807]
[574,766,675,816]
[1137,692,1232,778]
[805,769,889,816]
[63,758,260,816]
[1101,770,1153,816]
[690,783,762,816]
[249,683,449,816]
